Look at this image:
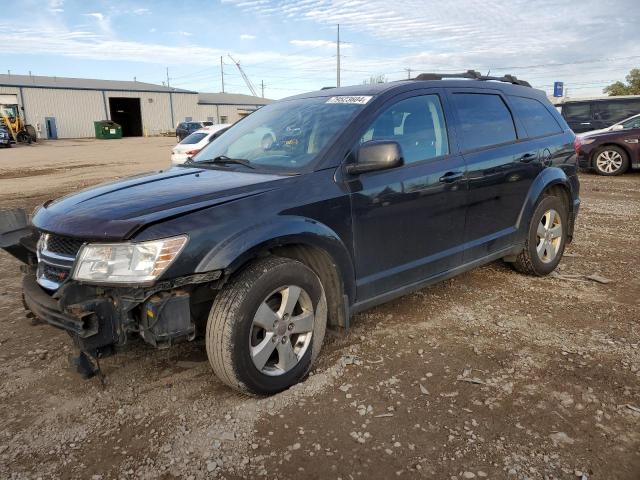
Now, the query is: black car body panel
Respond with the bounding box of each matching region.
[0,78,580,371]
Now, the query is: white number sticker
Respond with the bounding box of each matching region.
[326,96,373,105]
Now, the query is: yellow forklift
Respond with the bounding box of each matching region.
[0,95,36,145]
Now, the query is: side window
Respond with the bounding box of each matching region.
[508,96,562,138]
[621,116,640,130]
[358,95,449,164]
[452,93,516,151]
[562,103,590,122]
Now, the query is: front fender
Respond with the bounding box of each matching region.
[195,215,355,301]
[516,166,577,233]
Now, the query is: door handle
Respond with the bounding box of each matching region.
[439,171,464,183]
[580,122,591,125]
[518,153,537,163]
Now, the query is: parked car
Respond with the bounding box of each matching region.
[577,112,640,137]
[559,96,640,133]
[0,73,580,395]
[176,120,214,141]
[0,126,10,147]
[575,114,640,175]
[171,124,231,165]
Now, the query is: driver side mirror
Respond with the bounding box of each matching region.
[346,140,404,175]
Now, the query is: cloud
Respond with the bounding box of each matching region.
[133,8,150,15]
[240,34,256,40]
[83,12,112,34]
[290,39,333,48]
[173,31,193,37]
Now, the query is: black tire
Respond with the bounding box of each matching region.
[206,256,327,395]
[512,194,568,276]
[16,132,31,144]
[592,145,629,176]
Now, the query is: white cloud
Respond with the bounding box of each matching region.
[240,34,256,40]
[173,31,193,37]
[133,8,150,15]
[290,39,333,48]
[83,12,112,35]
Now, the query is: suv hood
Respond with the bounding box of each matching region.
[32,167,285,240]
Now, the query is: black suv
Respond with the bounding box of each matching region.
[0,72,580,395]
[176,121,214,141]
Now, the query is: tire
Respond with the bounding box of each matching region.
[206,256,327,395]
[512,194,568,276]
[593,146,629,176]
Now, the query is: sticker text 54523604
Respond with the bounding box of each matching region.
[326,96,373,105]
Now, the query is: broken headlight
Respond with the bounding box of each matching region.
[72,235,188,284]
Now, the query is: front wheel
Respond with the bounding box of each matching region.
[593,146,629,176]
[512,194,568,276]
[206,256,327,395]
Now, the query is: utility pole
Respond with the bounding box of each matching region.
[220,56,225,93]
[166,67,170,88]
[405,68,412,80]
[261,80,265,98]
[336,24,341,88]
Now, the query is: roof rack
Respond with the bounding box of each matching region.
[413,70,531,87]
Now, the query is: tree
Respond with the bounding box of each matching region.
[362,74,387,85]
[603,68,640,96]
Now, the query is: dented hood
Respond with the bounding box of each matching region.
[32,167,284,240]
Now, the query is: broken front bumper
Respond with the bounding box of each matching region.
[22,272,121,353]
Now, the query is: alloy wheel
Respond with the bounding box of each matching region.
[249,285,314,376]
[596,150,623,174]
[536,209,562,263]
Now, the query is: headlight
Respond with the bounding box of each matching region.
[72,235,187,284]
[580,138,596,145]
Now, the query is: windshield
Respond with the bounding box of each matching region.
[193,96,366,173]
[1,105,18,118]
[180,132,208,144]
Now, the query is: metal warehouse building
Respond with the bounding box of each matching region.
[0,74,271,139]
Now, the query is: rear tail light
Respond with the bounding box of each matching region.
[573,136,581,154]
[186,149,201,156]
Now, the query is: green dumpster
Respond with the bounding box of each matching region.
[94,120,122,139]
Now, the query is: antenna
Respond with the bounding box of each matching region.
[220,56,225,93]
[228,54,258,97]
[336,24,341,88]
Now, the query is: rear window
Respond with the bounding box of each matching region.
[180,132,208,144]
[452,93,516,151]
[509,96,562,138]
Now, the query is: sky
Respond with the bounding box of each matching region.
[1,0,639,100]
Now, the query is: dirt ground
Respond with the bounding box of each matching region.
[0,139,638,480]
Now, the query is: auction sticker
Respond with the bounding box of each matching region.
[326,96,372,105]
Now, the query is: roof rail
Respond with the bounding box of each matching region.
[413,70,531,87]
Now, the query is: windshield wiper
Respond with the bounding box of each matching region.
[196,155,255,169]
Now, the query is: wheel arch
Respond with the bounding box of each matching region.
[196,216,355,328]
[516,167,576,240]
[589,142,632,167]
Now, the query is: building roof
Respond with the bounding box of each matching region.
[0,74,196,94]
[198,92,273,106]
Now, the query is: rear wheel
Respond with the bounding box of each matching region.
[593,146,629,176]
[206,256,327,395]
[512,194,568,276]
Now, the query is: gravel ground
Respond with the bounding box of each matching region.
[0,139,638,480]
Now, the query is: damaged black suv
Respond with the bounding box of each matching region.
[0,72,580,395]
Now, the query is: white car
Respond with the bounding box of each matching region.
[171,124,231,165]
[577,113,640,138]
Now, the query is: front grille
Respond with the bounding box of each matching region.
[46,235,84,257]
[36,233,83,290]
[42,263,71,283]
